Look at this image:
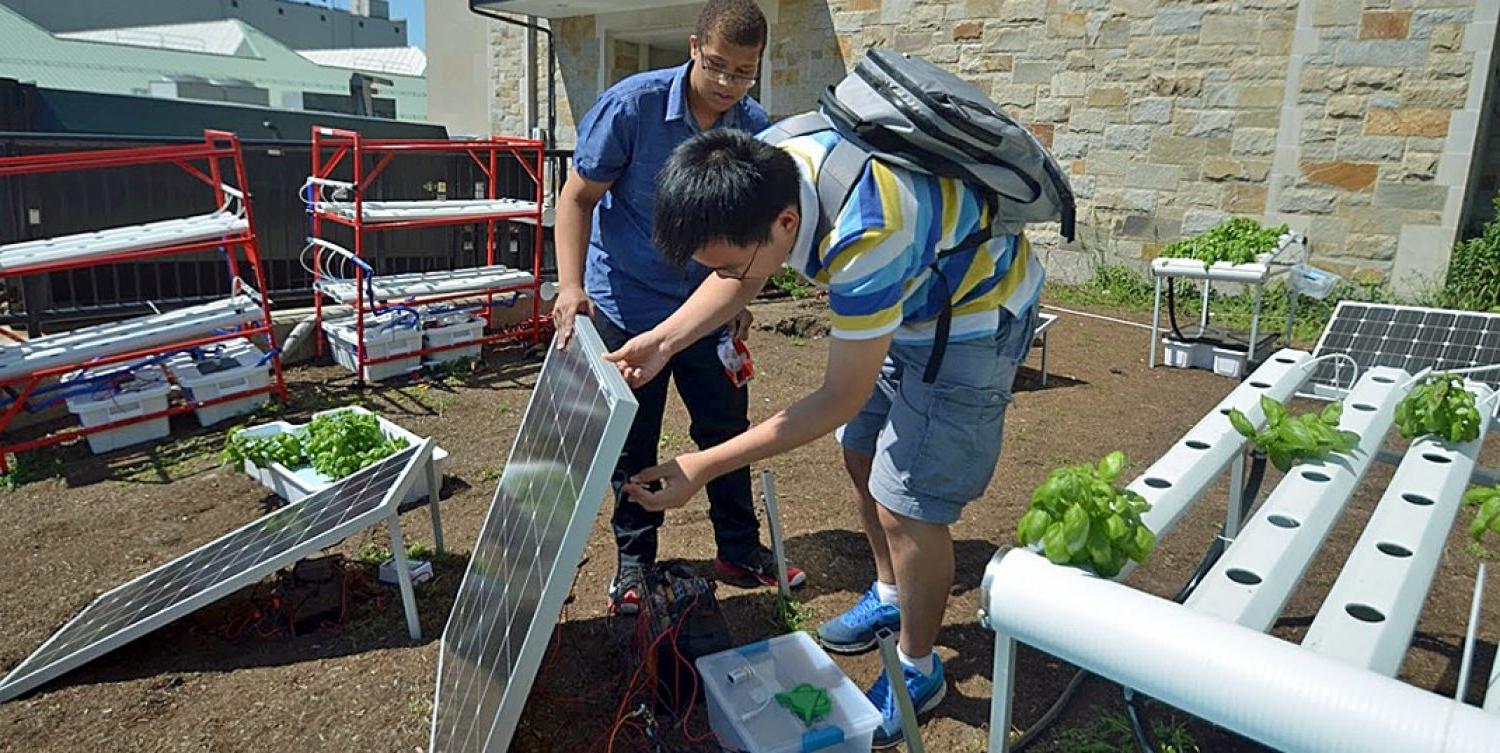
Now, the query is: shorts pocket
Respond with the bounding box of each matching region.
[904,382,1011,504]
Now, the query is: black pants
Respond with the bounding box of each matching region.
[594,315,760,567]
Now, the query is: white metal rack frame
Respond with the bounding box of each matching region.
[980,350,1500,752]
[1148,232,1309,369]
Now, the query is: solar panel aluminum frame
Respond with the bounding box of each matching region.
[0,438,434,704]
[429,316,638,753]
[1308,300,1500,402]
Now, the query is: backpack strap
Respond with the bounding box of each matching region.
[923,194,1000,383]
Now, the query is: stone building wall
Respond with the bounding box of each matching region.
[481,0,1499,288]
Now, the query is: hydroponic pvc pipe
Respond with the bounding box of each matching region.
[1302,383,1495,675]
[981,548,1500,753]
[1185,366,1407,631]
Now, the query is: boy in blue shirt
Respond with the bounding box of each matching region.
[550,0,805,614]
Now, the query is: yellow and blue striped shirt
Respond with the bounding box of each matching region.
[774,128,1044,343]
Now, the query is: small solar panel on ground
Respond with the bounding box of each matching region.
[1311,302,1500,393]
[430,317,637,753]
[0,441,432,703]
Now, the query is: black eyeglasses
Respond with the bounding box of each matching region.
[696,52,758,89]
[710,243,763,281]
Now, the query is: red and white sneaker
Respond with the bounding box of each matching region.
[607,564,646,616]
[715,547,807,589]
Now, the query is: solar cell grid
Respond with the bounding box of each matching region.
[430,316,637,753]
[1311,302,1500,392]
[0,442,430,703]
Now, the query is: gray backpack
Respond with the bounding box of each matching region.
[762,49,1074,382]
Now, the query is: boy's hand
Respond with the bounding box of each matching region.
[551,285,594,349]
[728,308,754,342]
[605,330,671,388]
[623,453,711,511]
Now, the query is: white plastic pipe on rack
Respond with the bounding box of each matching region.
[1116,349,1313,566]
[980,548,1500,753]
[1185,367,1408,631]
[1300,382,1494,675]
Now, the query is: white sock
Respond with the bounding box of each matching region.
[898,647,935,676]
[875,580,899,606]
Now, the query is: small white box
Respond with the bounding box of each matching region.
[62,364,172,454]
[1161,337,1214,371]
[1212,346,1249,379]
[421,311,485,365]
[378,558,433,586]
[322,312,423,381]
[697,632,881,753]
[164,338,271,426]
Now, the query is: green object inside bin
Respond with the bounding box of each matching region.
[775,683,831,725]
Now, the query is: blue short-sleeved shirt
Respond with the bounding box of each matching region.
[573,61,770,334]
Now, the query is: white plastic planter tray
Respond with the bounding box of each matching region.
[236,405,447,508]
[421,312,484,365]
[316,198,537,223]
[322,313,423,381]
[0,291,265,382]
[164,338,271,427]
[62,364,172,455]
[315,265,534,305]
[0,211,249,273]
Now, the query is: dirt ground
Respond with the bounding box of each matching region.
[0,297,1496,753]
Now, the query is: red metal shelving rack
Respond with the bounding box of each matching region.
[0,130,289,472]
[306,127,549,381]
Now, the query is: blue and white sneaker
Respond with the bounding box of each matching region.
[867,655,946,749]
[815,582,900,654]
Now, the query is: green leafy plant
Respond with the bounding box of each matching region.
[1016,451,1155,577]
[767,268,817,299]
[1439,196,1500,313]
[304,411,409,480]
[221,429,307,469]
[1161,217,1289,267]
[1395,374,1482,443]
[1464,485,1500,552]
[773,593,814,634]
[223,411,407,480]
[1228,396,1360,472]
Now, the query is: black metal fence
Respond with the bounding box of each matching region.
[0,132,568,334]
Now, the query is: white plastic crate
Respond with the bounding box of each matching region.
[1162,337,1214,371]
[62,364,172,455]
[164,339,271,427]
[235,405,446,507]
[1212,346,1249,379]
[696,632,881,753]
[322,313,422,381]
[421,311,484,365]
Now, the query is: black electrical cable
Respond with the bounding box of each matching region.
[1008,451,1268,752]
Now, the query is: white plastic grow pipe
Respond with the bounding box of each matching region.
[1301,383,1495,675]
[980,548,1500,753]
[1185,366,1408,631]
[1123,349,1312,560]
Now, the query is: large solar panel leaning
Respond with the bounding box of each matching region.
[0,288,268,382]
[1310,301,1500,397]
[315,265,535,306]
[316,198,539,224]
[0,210,249,273]
[429,316,638,753]
[0,440,434,703]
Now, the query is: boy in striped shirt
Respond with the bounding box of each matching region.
[611,125,1041,747]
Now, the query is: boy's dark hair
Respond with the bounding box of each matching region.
[696,0,767,50]
[654,129,801,268]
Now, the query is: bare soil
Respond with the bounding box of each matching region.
[0,298,1495,753]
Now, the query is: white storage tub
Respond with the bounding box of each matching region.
[322,311,423,381]
[165,338,271,426]
[62,364,172,454]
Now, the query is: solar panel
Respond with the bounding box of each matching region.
[0,440,433,703]
[1310,301,1500,394]
[430,316,638,753]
